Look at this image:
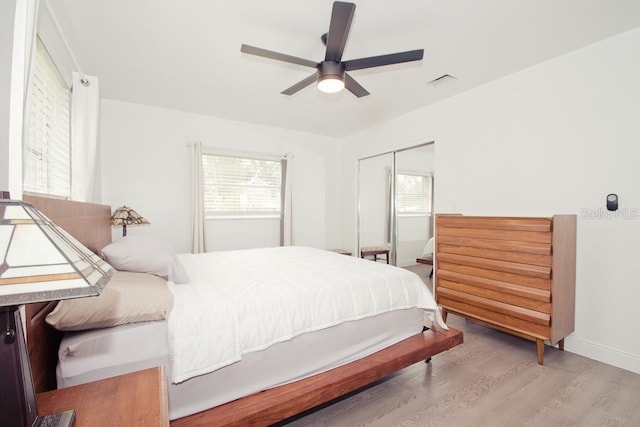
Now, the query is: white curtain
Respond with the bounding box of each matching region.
[70,72,100,202]
[191,141,207,253]
[281,155,293,246]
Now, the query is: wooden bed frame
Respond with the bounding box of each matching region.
[23,195,463,426]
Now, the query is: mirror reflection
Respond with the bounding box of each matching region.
[357,143,433,267]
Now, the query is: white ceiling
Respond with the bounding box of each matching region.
[48,0,640,137]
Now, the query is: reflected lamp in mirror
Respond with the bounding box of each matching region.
[110,205,149,236]
[0,198,115,427]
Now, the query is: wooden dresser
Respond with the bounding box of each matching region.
[434,214,576,364]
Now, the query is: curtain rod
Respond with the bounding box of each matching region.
[42,0,89,86]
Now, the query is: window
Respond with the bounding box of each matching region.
[202,154,283,218]
[23,37,71,197]
[397,173,432,216]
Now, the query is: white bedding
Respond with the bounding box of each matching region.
[168,246,445,384]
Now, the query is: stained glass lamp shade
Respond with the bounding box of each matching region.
[110,205,149,236]
[0,200,113,303]
[0,199,114,427]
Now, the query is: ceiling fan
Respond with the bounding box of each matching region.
[240,1,424,97]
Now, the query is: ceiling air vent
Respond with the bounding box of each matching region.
[428,74,457,87]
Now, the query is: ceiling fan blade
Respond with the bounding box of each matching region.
[325,2,356,62]
[344,49,424,71]
[241,44,317,68]
[281,73,318,95]
[344,73,369,98]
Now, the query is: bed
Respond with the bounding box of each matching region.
[24,195,463,426]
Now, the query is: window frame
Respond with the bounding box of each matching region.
[201,151,284,220]
[396,171,433,217]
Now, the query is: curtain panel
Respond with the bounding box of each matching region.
[281,155,293,246]
[191,141,207,253]
[70,72,100,202]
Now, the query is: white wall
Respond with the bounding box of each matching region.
[0,0,16,192]
[205,218,281,251]
[342,28,640,373]
[2,0,27,198]
[100,99,342,254]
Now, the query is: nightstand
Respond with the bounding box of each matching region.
[37,366,169,426]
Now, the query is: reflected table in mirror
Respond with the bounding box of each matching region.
[360,246,390,264]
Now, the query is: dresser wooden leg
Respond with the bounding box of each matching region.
[441,309,448,323]
[536,339,544,365]
[558,339,565,351]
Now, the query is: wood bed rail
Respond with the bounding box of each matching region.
[172,328,463,426]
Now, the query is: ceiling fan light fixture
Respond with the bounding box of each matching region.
[317,75,345,93]
[317,61,346,94]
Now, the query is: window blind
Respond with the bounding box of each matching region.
[397,173,431,215]
[202,154,282,217]
[23,37,71,197]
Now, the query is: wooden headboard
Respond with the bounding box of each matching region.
[23,194,112,392]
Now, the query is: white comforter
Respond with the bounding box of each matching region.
[167,246,446,384]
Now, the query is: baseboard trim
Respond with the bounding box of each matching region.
[566,337,640,374]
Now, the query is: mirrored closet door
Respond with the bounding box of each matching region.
[358,152,394,263]
[357,143,434,267]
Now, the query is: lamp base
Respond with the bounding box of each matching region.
[34,410,75,426]
[1,306,75,427]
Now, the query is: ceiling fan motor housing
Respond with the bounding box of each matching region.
[318,61,346,81]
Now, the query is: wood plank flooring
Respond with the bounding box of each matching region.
[278,265,640,427]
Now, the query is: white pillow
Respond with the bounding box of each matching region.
[46,271,174,331]
[422,237,435,256]
[101,235,189,284]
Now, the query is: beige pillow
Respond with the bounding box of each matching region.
[46,271,174,331]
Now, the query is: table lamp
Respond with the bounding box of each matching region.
[110,205,149,236]
[0,199,114,427]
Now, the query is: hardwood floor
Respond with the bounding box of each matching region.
[278,265,640,427]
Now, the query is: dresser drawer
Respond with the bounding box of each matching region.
[438,292,551,340]
[438,261,551,290]
[437,276,551,313]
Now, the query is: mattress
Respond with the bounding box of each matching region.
[168,246,446,383]
[58,307,426,420]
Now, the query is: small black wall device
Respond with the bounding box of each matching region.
[606,193,618,211]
